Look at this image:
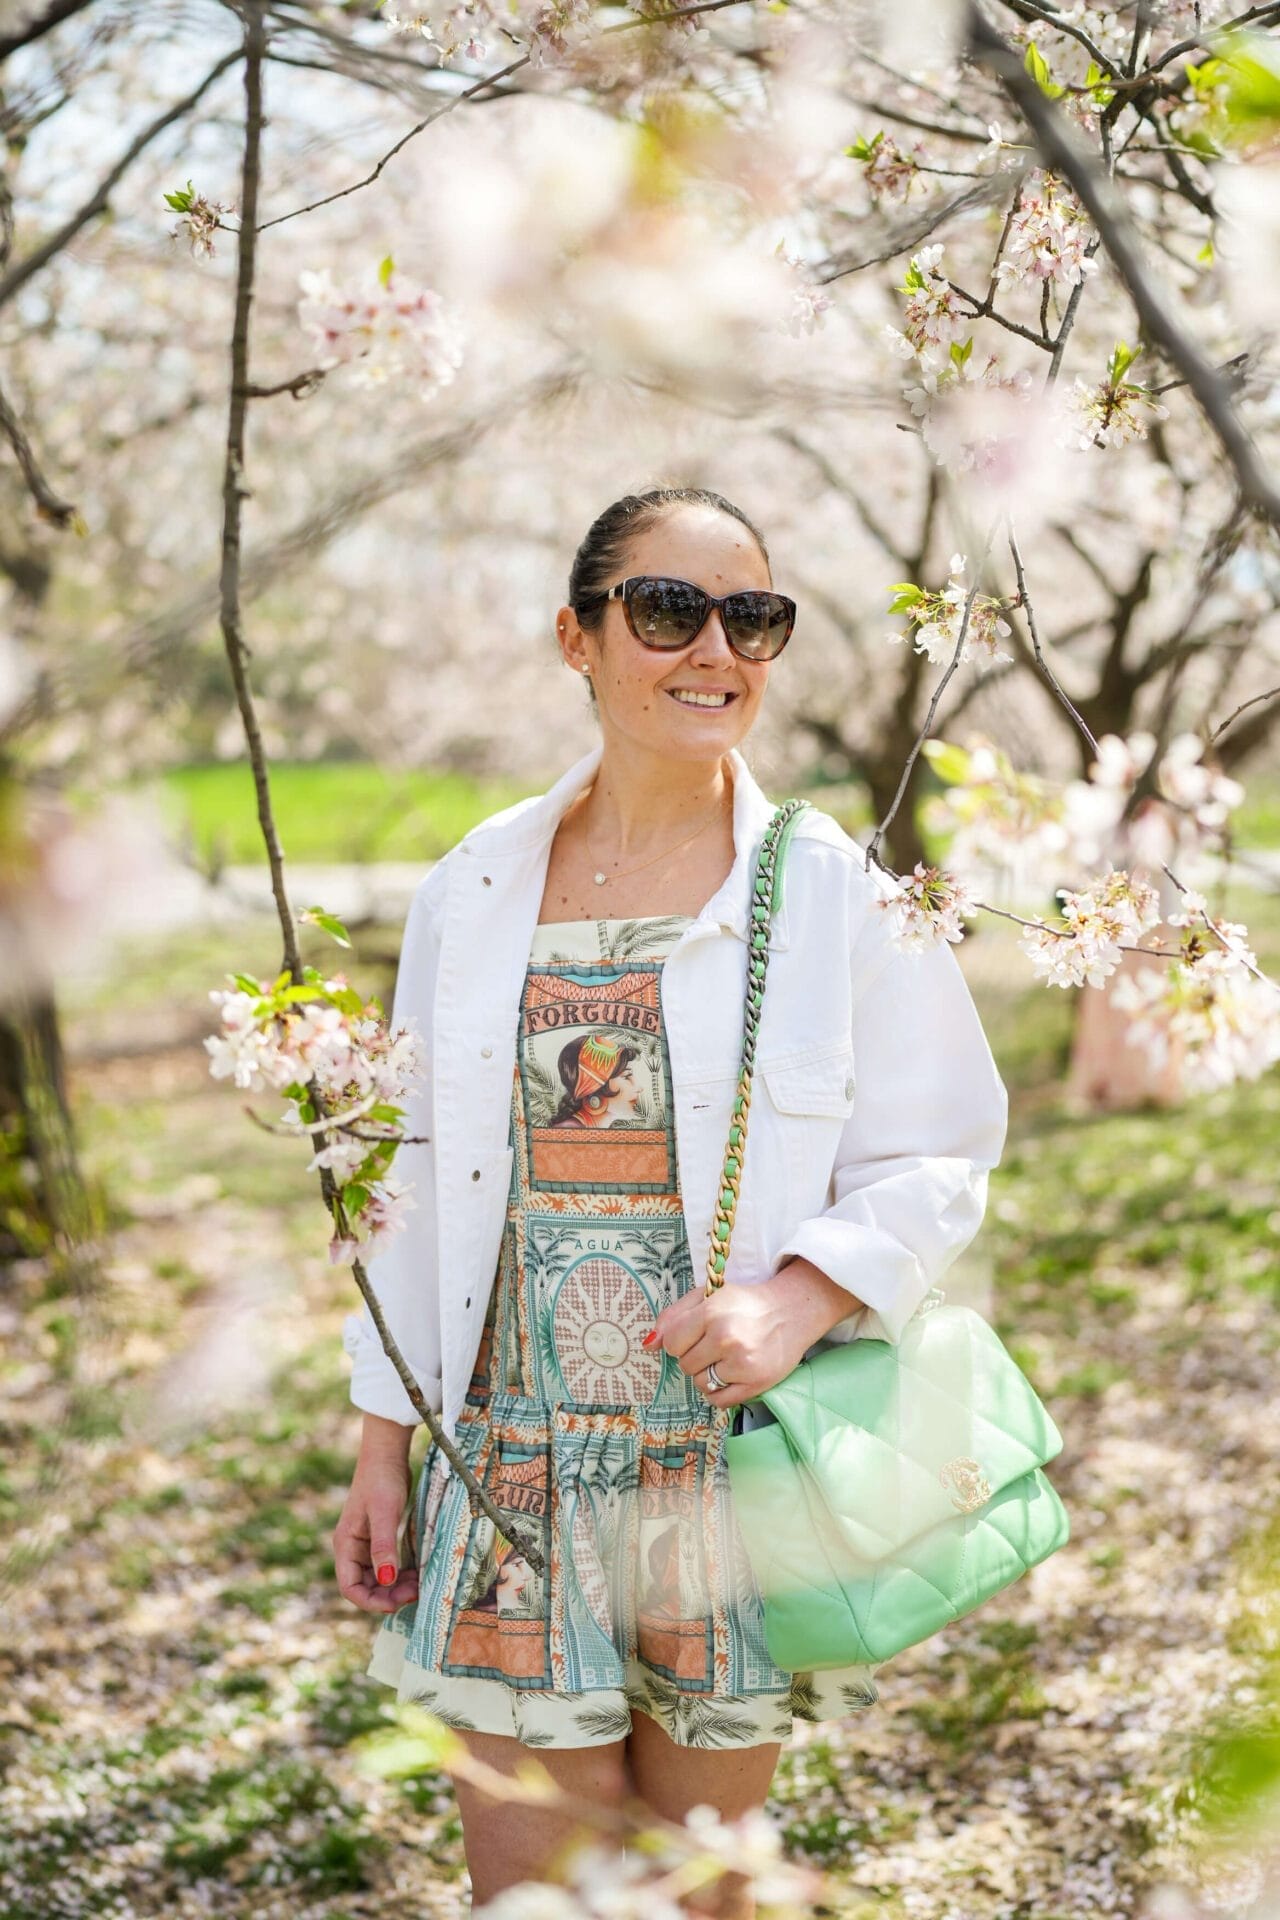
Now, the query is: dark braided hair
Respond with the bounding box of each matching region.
[567,488,772,702]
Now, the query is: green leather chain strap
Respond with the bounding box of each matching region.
[704,798,810,1294]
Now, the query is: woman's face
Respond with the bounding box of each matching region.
[557,506,776,765]
[605,1061,642,1120]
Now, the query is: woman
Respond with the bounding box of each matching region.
[333,486,1009,1913]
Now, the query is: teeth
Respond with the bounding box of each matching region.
[670,690,729,708]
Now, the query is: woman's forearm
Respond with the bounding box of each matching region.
[359,1410,416,1461]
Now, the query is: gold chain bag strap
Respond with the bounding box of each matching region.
[704,798,810,1296]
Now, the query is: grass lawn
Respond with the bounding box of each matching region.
[122,758,1280,869]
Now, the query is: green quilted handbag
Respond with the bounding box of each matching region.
[716,800,1071,1672]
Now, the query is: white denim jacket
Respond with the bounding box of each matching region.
[342,743,1009,1445]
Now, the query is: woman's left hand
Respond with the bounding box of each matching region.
[645,1260,862,1406]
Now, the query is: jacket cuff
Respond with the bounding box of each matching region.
[768,1221,931,1347]
[342,1312,440,1426]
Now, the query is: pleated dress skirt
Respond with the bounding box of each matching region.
[366,914,883,1749]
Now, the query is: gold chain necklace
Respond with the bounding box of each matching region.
[579,787,726,888]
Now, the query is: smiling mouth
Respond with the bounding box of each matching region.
[667,689,737,709]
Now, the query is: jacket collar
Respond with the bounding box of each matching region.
[458,742,789,949]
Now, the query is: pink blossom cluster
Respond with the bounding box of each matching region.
[1063,371,1169,450]
[909,354,1038,479]
[919,738,1071,875]
[1018,868,1163,988]
[382,0,600,65]
[995,172,1098,291]
[297,264,465,399]
[876,862,978,951]
[883,245,971,367]
[165,181,233,259]
[173,197,229,259]
[1066,729,1244,868]
[857,130,930,204]
[205,974,423,1260]
[503,1799,821,1920]
[775,243,832,336]
[1112,900,1280,1092]
[887,554,1014,666]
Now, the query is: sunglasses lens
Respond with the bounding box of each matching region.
[723,593,793,660]
[628,577,706,647]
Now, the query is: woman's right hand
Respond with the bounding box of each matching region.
[333,1420,421,1615]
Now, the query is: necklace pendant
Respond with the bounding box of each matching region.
[593,871,608,886]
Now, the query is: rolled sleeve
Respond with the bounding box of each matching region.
[339,863,448,1426]
[770,915,1008,1346]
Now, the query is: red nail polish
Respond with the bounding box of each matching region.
[376,1563,397,1586]
[641,1330,658,1348]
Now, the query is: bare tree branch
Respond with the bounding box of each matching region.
[0,50,241,309]
[0,373,77,525]
[0,0,98,62]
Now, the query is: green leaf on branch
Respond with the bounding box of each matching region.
[231,971,264,995]
[1024,41,1065,100]
[300,905,352,947]
[845,132,884,161]
[379,253,395,287]
[344,1183,370,1210]
[163,179,195,212]
[1214,30,1280,138]
[921,739,974,786]
[1107,340,1139,385]
[887,582,924,615]
[950,337,974,368]
[1084,62,1116,107]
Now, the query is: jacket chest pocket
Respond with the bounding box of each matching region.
[755,1043,857,1224]
[759,1043,856,1118]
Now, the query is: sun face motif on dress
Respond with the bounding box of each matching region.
[551,1252,662,1402]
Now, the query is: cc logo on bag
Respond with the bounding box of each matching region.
[940,1457,992,1513]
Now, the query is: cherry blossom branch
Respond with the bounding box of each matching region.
[258,0,752,234]
[238,365,328,399]
[245,1108,432,1148]
[865,517,1001,870]
[257,49,533,231]
[0,51,241,310]
[211,3,545,1572]
[1007,521,1099,753]
[967,2,1280,526]
[1141,0,1280,76]
[996,0,1121,76]
[1002,523,1278,990]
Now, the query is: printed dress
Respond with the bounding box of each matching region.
[366,914,883,1749]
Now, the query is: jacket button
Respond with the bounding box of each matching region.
[482,875,492,886]
[844,1075,855,1099]
[471,1168,481,1181]
[481,1046,493,1059]
[465,1296,471,1309]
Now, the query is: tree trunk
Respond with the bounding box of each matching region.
[0,992,80,1266]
